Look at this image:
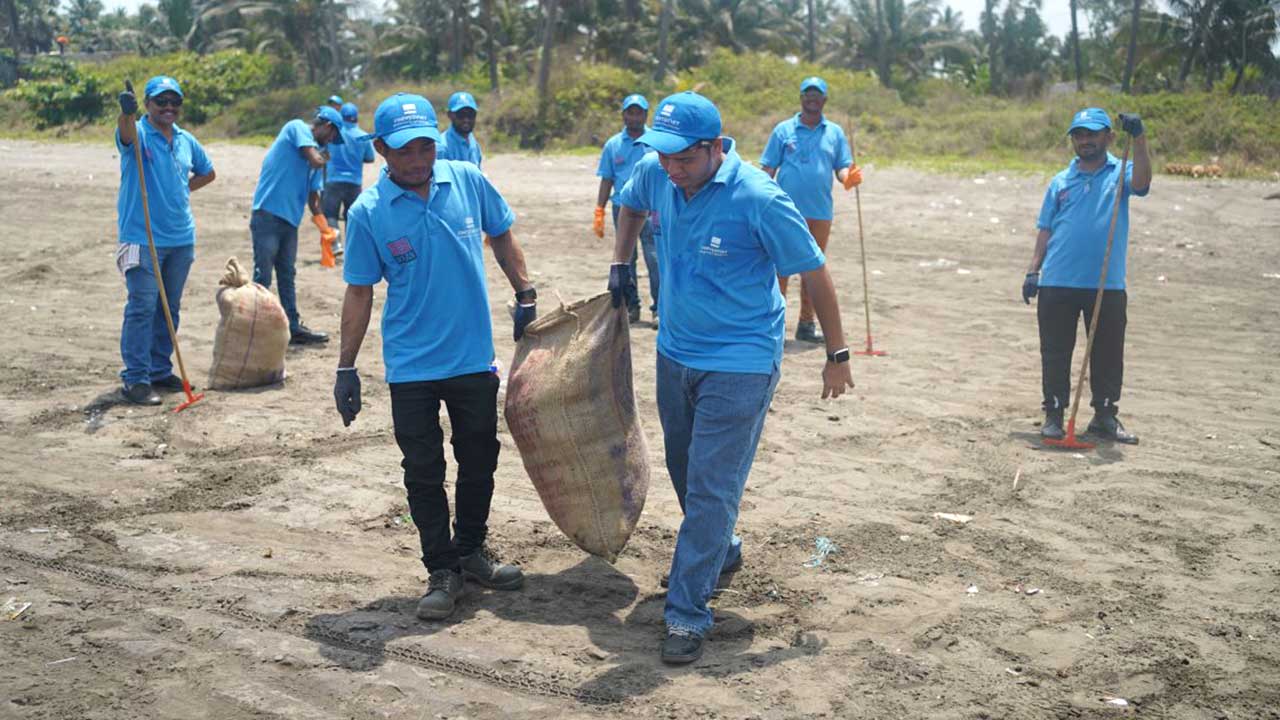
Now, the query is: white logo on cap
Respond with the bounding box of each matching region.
[1077,111,1088,120]
[402,103,417,114]
[661,104,675,115]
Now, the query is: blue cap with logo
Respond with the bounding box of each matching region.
[800,76,828,96]
[621,93,649,111]
[448,91,478,113]
[144,75,183,99]
[638,91,722,154]
[363,93,442,149]
[328,94,344,105]
[340,102,359,121]
[1068,107,1112,133]
[314,106,346,144]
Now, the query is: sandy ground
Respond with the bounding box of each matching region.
[1,139,1278,720]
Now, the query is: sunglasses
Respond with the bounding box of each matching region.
[150,96,183,108]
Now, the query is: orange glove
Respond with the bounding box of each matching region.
[312,214,337,268]
[592,206,606,238]
[842,165,863,190]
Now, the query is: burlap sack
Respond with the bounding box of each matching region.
[504,292,650,563]
[208,257,288,390]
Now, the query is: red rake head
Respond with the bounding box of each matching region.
[1042,419,1095,450]
[172,380,205,413]
[855,335,888,357]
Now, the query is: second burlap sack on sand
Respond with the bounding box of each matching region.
[208,257,289,390]
[504,293,649,563]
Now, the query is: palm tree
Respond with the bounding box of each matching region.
[1120,0,1141,92]
[1070,0,1083,89]
[851,0,974,88]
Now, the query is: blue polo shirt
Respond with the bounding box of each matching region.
[252,119,321,227]
[327,122,375,186]
[343,160,516,383]
[759,114,853,221]
[617,140,825,375]
[115,117,213,247]
[439,125,483,168]
[1037,153,1149,290]
[596,127,654,203]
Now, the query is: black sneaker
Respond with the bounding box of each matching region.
[628,306,642,324]
[459,547,524,590]
[1087,413,1139,445]
[151,374,189,393]
[289,325,329,345]
[661,628,704,665]
[660,553,743,591]
[795,322,824,344]
[122,383,161,406]
[1041,410,1065,440]
[416,569,465,620]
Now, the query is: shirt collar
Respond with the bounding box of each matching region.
[620,127,648,145]
[792,112,826,129]
[710,138,740,187]
[141,115,183,139]
[447,125,471,144]
[1066,152,1119,179]
[376,160,456,203]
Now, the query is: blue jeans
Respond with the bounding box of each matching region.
[656,352,780,636]
[120,244,194,387]
[250,209,300,330]
[611,203,658,314]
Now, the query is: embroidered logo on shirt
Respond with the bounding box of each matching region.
[700,236,728,258]
[387,237,417,264]
[1057,188,1070,206]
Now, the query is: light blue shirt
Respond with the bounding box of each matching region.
[759,114,853,221]
[343,160,516,383]
[1037,153,1148,290]
[439,125,483,168]
[252,119,321,227]
[115,117,213,247]
[327,122,375,186]
[596,128,653,204]
[617,140,825,375]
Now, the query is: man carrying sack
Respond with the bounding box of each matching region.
[115,75,216,405]
[333,93,537,621]
[608,91,854,664]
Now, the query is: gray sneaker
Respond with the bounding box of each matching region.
[416,569,465,620]
[1041,410,1065,440]
[795,321,824,344]
[460,547,524,590]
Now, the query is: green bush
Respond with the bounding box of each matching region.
[8,57,107,128]
[200,84,331,138]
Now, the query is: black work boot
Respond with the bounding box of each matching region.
[1041,410,1065,440]
[795,321,824,344]
[628,305,642,324]
[289,324,329,345]
[416,569,465,620]
[122,383,161,406]
[1087,413,1139,445]
[661,628,704,665]
[459,547,524,590]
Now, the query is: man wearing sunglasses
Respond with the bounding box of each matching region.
[607,91,854,665]
[114,75,216,405]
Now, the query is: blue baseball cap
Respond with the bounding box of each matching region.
[144,75,183,99]
[621,93,649,111]
[363,93,442,149]
[800,76,828,96]
[448,91,478,113]
[1068,107,1112,133]
[328,94,344,105]
[314,106,346,143]
[340,102,358,121]
[638,91,722,154]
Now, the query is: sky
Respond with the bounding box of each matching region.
[99,0,1096,40]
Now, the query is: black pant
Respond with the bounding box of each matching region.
[1037,287,1127,415]
[321,182,361,224]
[390,372,500,573]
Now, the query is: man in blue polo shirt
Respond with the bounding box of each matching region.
[322,101,376,257]
[760,76,863,344]
[608,91,855,664]
[438,91,483,168]
[114,75,216,405]
[333,93,536,621]
[1023,107,1151,444]
[593,93,658,325]
[250,106,344,345]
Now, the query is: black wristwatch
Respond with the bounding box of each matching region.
[827,347,851,363]
[515,287,537,303]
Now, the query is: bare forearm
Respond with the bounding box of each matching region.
[612,206,645,263]
[762,165,777,179]
[800,266,847,352]
[188,170,216,193]
[308,191,322,216]
[338,285,373,368]
[596,179,613,208]
[1130,135,1151,191]
[1028,229,1051,273]
[489,231,532,291]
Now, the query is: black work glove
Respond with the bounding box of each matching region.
[1022,272,1039,304]
[118,90,138,116]
[514,301,536,341]
[334,368,361,427]
[1118,113,1143,137]
[607,263,634,309]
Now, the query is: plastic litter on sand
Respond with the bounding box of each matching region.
[803,537,839,568]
